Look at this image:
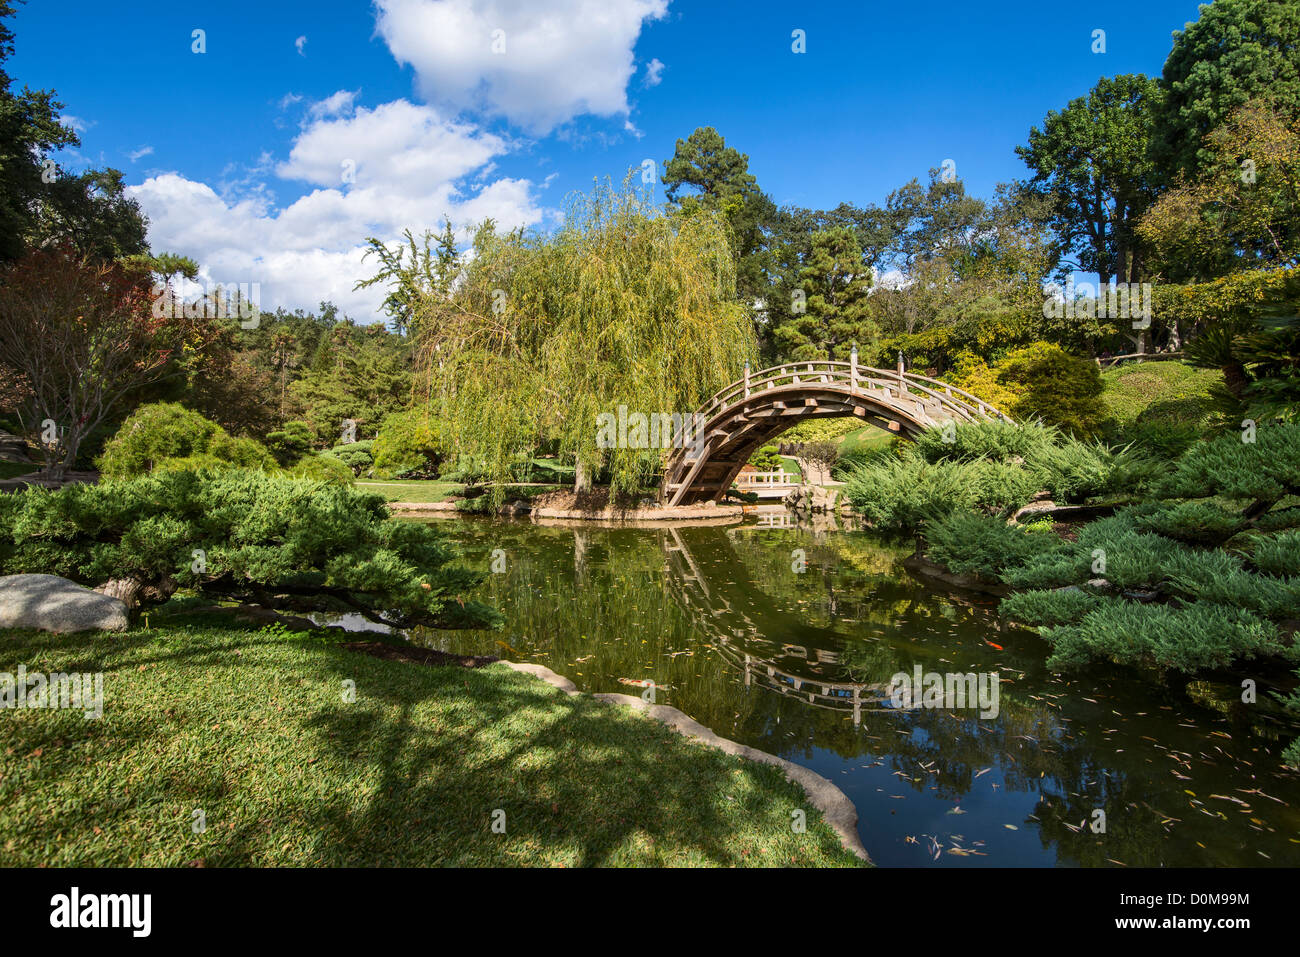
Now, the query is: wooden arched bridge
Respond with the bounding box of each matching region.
[663,356,1012,506]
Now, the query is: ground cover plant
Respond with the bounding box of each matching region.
[0,617,863,867]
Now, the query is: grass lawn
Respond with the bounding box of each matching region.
[835,425,894,458]
[0,615,862,867]
[1101,361,1222,427]
[0,462,36,480]
[354,480,464,503]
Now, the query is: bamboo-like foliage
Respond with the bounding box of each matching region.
[414,178,758,501]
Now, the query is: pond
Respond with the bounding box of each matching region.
[406,513,1300,867]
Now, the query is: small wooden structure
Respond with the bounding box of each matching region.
[662,358,1011,506]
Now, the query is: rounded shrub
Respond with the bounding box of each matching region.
[97,402,275,478]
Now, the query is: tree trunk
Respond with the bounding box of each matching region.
[97,577,143,608]
[574,458,592,493]
[1222,362,1251,399]
[96,575,177,611]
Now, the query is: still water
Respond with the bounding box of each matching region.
[409,513,1300,867]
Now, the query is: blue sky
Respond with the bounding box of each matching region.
[11,0,1206,319]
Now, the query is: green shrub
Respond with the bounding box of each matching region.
[265,420,315,465]
[1163,548,1300,619]
[97,403,276,478]
[1129,500,1246,545]
[748,444,784,472]
[966,460,1042,515]
[1026,434,1131,502]
[1040,601,1282,672]
[925,511,1063,579]
[288,454,355,485]
[1000,588,1102,626]
[97,402,218,476]
[911,420,1046,465]
[330,439,375,475]
[0,470,497,629]
[1002,551,1092,589]
[1072,514,1183,589]
[996,342,1112,438]
[372,409,444,478]
[843,458,975,531]
[1250,529,1300,577]
[845,450,1042,530]
[1112,419,1203,460]
[1157,424,1300,502]
[832,442,892,479]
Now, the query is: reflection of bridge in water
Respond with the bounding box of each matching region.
[662,525,893,726]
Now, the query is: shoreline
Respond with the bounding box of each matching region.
[389,498,748,524]
[500,660,872,863]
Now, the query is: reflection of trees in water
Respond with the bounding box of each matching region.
[421,518,1300,867]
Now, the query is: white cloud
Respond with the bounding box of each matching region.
[295,35,308,56]
[373,0,669,132]
[128,145,155,162]
[305,89,359,123]
[643,57,664,87]
[129,100,541,320]
[280,98,504,190]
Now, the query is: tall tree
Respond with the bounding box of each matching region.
[1139,101,1300,280]
[416,179,757,500]
[0,249,211,477]
[1156,0,1300,178]
[771,227,877,361]
[1018,74,1164,287]
[884,170,988,272]
[0,2,147,263]
[355,218,463,340]
[662,127,778,306]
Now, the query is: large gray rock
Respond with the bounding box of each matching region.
[783,483,838,513]
[0,574,130,634]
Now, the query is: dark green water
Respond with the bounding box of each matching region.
[411,513,1300,867]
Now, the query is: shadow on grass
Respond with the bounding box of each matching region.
[0,624,857,867]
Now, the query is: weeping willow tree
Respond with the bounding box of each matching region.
[414,178,758,503]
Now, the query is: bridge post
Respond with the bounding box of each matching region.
[897,351,908,395]
[850,343,858,391]
[744,359,751,397]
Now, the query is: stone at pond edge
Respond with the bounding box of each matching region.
[783,484,839,513]
[0,574,130,634]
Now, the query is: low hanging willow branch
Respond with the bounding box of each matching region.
[412,178,759,503]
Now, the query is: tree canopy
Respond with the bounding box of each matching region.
[416,178,757,500]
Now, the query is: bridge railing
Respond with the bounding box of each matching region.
[734,470,800,487]
[669,361,1012,449]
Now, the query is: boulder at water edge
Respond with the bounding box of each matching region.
[0,574,130,634]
